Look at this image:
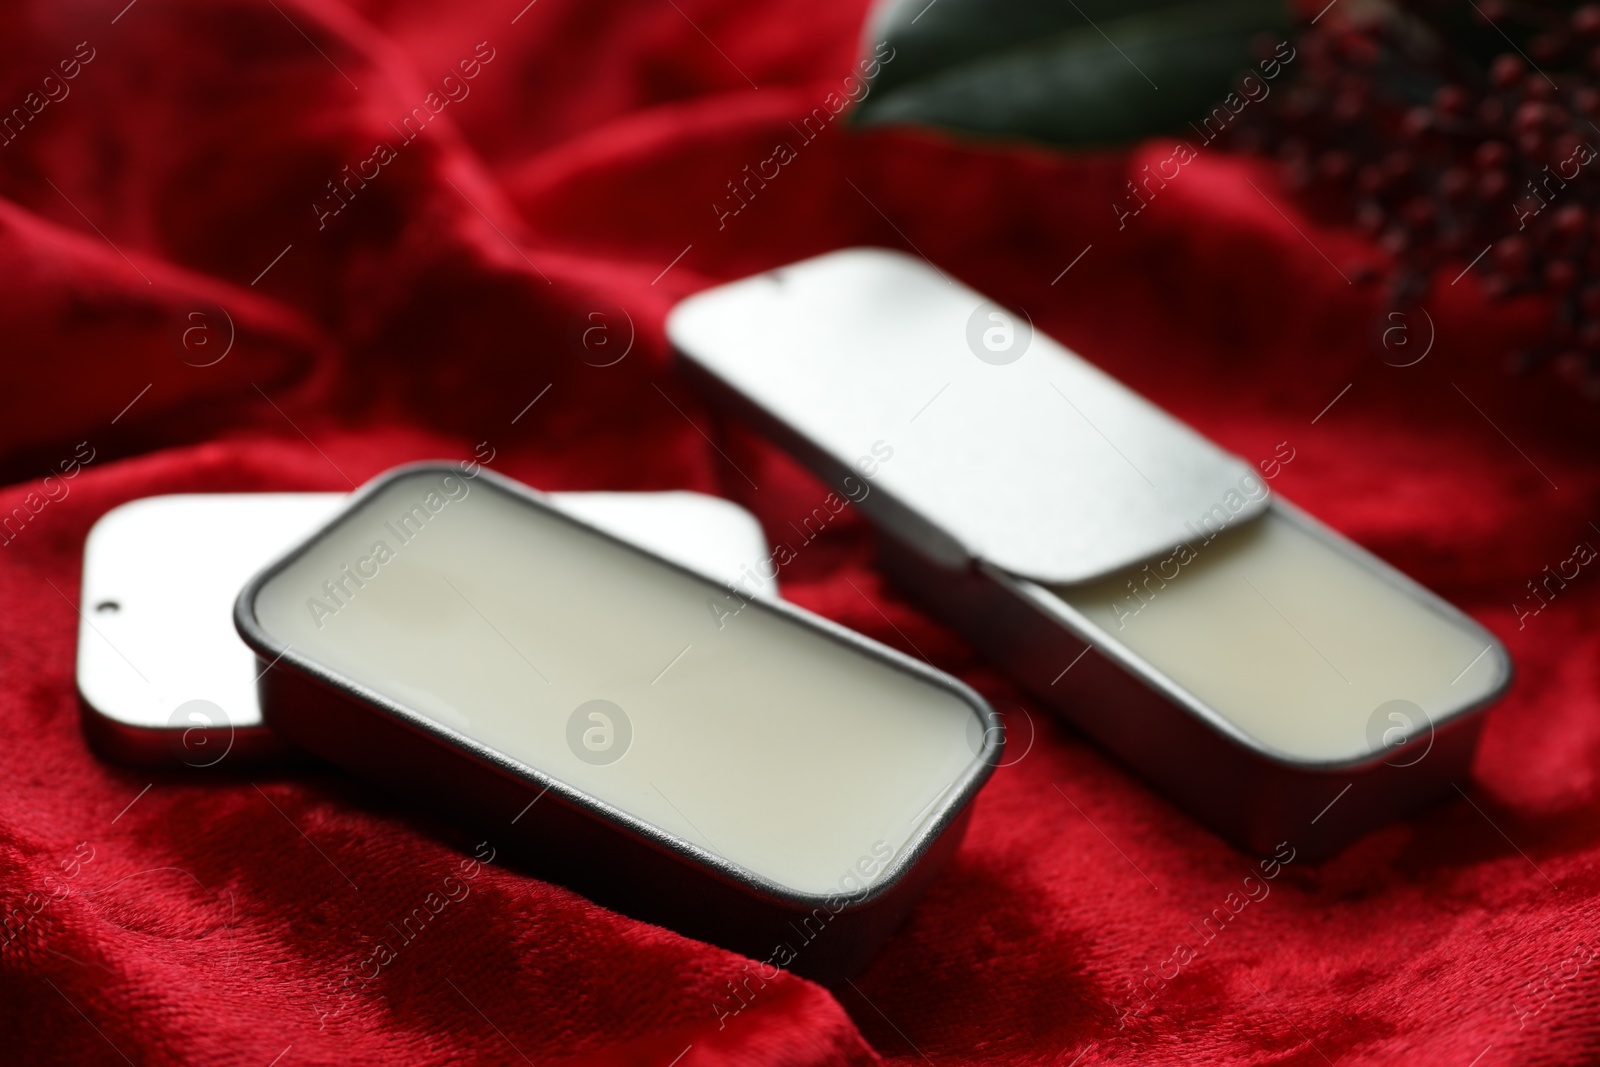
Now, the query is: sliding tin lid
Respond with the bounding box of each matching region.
[666,247,1268,586]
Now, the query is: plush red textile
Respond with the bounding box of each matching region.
[1,0,1596,1063]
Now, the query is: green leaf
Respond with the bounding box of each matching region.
[855,0,1293,148]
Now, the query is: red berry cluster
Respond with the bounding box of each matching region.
[1226,1,1600,397]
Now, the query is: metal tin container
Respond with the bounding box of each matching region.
[235,462,1001,979]
[666,248,1512,861]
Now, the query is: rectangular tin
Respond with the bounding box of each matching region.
[666,248,1512,861]
[234,462,1001,979]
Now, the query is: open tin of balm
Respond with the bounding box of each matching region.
[666,248,1512,861]
[235,463,1001,979]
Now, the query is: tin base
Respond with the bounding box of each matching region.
[258,661,970,981]
[876,531,1489,863]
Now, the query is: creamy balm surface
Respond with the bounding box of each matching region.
[1056,503,1506,764]
[250,469,984,896]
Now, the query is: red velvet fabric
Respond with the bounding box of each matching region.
[1,1,1595,1063]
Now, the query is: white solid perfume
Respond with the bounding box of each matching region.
[1054,503,1504,763]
